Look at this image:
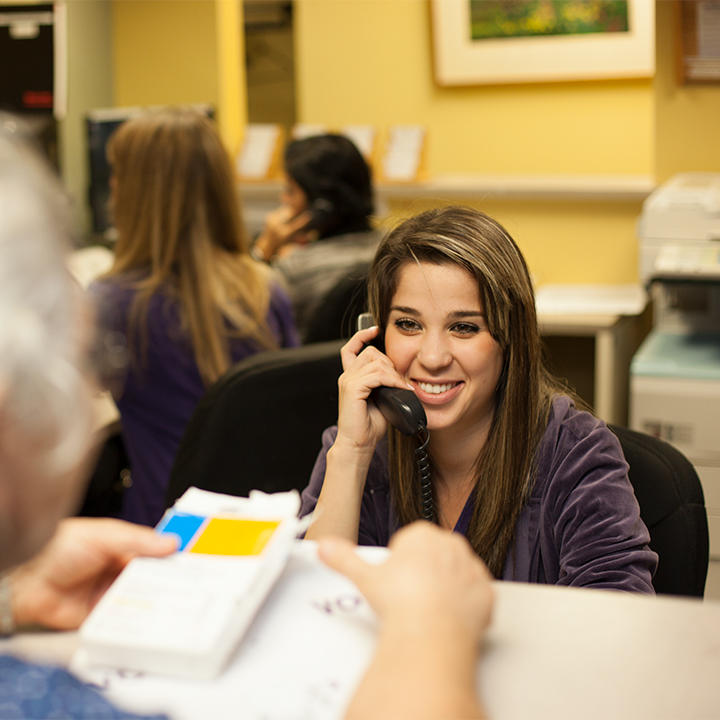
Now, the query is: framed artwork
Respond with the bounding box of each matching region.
[431,0,655,85]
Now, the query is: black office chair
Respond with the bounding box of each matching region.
[165,340,344,508]
[77,430,129,518]
[609,424,709,598]
[302,264,369,344]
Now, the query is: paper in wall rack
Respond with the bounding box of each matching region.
[380,125,426,183]
[340,124,377,162]
[236,124,284,181]
[77,488,302,680]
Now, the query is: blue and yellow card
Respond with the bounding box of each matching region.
[156,510,280,556]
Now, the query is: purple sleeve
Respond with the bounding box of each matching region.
[299,426,337,519]
[544,420,657,593]
[269,284,300,348]
[299,426,391,547]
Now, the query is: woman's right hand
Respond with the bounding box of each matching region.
[253,206,313,261]
[335,325,412,453]
[305,324,410,543]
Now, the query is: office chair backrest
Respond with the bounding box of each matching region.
[302,264,369,344]
[78,430,129,518]
[609,424,709,597]
[165,340,344,509]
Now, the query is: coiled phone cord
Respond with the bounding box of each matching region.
[415,428,435,523]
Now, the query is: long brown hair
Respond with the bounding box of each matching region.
[368,206,569,577]
[105,107,276,385]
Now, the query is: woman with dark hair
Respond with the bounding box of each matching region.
[253,133,381,340]
[90,108,299,526]
[302,205,657,591]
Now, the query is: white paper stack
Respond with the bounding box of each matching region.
[77,488,302,680]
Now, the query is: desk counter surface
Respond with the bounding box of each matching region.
[3,543,718,720]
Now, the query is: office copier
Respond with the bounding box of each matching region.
[631,172,720,561]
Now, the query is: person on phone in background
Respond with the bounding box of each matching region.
[0,124,491,720]
[90,108,299,527]
[302,205,657,593]
[252,133,381,341]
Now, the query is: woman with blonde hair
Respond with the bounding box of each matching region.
[91,108,298,526]
[302,205,656,591]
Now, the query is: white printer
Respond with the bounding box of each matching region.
[637,172,720,285]
[631,172,720,561]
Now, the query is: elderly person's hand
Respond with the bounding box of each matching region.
[320,520,493,641]
[9,517,177,630]
[319,521,492,720]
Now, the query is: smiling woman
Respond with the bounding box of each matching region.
[301,206,658,593]
[384,262,504,444]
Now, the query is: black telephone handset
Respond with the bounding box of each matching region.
[356,313,434,522]
[356,313,427,436]
[302,198,337,236]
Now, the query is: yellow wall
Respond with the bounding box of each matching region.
[113,1,218,108]
[294,0,654,284]
[105,0,720,283]
[654,0,720,182]
[295,0,653,175]
[111,0,245,152]
[380,196,644,285]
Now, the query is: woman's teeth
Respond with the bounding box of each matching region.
[418,382,457,395]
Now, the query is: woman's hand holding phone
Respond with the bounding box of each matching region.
[306,325,412,544]
[253,205,314,261]
[335,325,412,454]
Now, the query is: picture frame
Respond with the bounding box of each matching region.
[431,0,655,86]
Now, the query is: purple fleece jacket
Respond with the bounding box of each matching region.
[300,396,657,592]
[91,280,299,527]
